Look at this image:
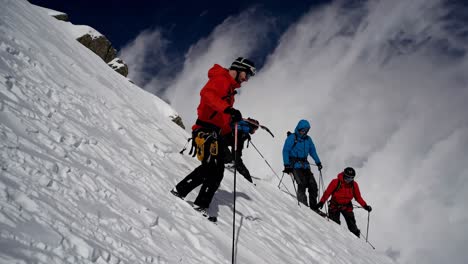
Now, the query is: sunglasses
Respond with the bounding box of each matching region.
[242,66,255,81]
[245,72,253,81]
[299,128,309,133]
[344,175,354,182]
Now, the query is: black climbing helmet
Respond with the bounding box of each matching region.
[230,57,256,77]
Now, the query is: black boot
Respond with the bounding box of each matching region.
[170,188,185,199]
[297,192,308,206]
[194,206,208,217]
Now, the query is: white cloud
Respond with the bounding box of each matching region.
[119,29,172,95]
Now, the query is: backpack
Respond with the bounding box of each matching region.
[286,131,298,149]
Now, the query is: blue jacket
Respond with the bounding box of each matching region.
[226,120,254,157]
[282,119,321,169]
[234,120,254,134]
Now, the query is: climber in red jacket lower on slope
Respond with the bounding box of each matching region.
[317,167,372,238]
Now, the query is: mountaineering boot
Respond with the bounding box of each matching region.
[193,206,208,217]
[312,208,327,218]
[297,192,308,206]
[170,188,185,200]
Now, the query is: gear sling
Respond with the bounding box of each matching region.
[191,130,218,162]
[180,119,220,163]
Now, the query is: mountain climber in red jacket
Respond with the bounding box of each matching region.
[171,57,256,216]
[317,167,372,237]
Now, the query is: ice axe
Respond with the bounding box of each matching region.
[242,118,274,138]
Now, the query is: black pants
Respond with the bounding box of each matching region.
[224,145,251,179]
[292,168,318,209]
[234,158,251,178]
[329,205,360,237]
[176,138,225,208]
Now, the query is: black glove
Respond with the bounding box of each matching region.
[224,107,242,123]
[317,162,323,171]
[283,166,293,174]
[364,205,372,212]
[317,201,324,209]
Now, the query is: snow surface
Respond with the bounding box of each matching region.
[32,4,103,40]
[32,4,67,18]
[0,1,394,263]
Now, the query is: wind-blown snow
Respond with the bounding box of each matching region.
[33,4,67,18]
[0,1,393,263]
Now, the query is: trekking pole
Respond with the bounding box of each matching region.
[318,172,321,195]
[318,170,326,195]
[289,173,300,207]
[278,172,285,189]
[319,170,328,216]
[250,141,279,178]
[357,210,375,249]
[366,211,370,243]
[357,224,376,250]
[250,141,291,194]
[231,123,238,264]
[317,170,322,199]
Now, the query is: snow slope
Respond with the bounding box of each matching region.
[33,4,103,39]
[0,1,394,263]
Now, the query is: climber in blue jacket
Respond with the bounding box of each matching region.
[282,119,322,211]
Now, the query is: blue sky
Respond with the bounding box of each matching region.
[29,0,330,69]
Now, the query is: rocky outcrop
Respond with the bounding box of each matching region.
[52,13,69,21]
[108,58,129,77]
[45,9,129,76]
[76,34,117,63]
[171,115,185,129]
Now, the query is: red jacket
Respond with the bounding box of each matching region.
[320,172,367,208]
[192,64,240,135]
